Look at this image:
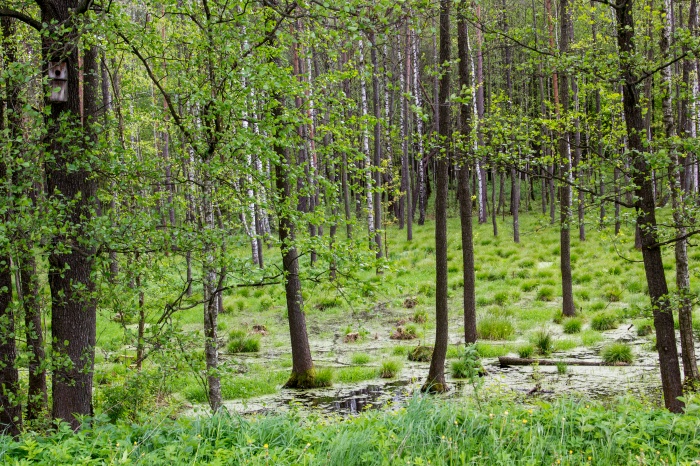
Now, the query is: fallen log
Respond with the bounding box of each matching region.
[498,357,629,368]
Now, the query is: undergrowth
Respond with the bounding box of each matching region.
[4,395,700,465]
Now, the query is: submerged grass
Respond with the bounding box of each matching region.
[5,395,700,465]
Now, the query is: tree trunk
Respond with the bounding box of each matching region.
[42,10,98,427]
[660,0,699,383]
[369,32,383,260]
[615,0,683,412]
[457,12,477,344]
[424,0,450,393]
[559,0,575,317]
[273,99,317,389]
[411,30,426,227]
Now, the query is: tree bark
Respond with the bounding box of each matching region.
[423,0,450,393]
[559,0,575,317]
[41,7,98,427]
[615,0,684,412]
[457,12,477,345]
[273,99,317,389]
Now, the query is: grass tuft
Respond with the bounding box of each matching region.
[601,342,634,364]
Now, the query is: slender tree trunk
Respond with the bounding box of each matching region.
[400,26,413,241]
[615,0,683,412]
[359,40,375,246]
[273,98,317,388]
[660,0,699,383]
[424,0,451,393]
[369,32,383,260]
[559,0,575,317]
[412,30,426,227]
[457,12,477,344]
[474,5,487,224]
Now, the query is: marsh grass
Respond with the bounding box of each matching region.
[379,360,402,378]
[591,312,619,331]
[8,396,700,466]
[601,343,634,364]
[476,316,514,340]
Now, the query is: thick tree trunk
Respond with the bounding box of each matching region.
[424,0,450,393]
[42,10,98,427]
[615,0,683,412]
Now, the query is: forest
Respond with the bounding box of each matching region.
[3,0,700,462]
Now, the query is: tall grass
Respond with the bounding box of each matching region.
[4,395,700,465]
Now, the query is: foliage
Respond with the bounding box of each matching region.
[5,396,700,465]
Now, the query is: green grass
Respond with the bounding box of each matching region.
[517,344,535,358]
[350,353,371,365]
[7,396,700,465]
[531,329,554,356]
[379,360,402,378]
[335,366,379,383]
[562,317,582,334]
[476,316,514,340]
[474,342,511,358]
[591,312,619,331]
[580,330,604,347]
[601,342,634,364]
[227,330,261,353]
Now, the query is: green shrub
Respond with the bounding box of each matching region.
[552,311,563,324]
[451,344,484,379]
[563,318,583,334]
[379,360,402,378]
[350,353,371,365]
[591,312,618,331]
[601,343,633,364]
[392,346,409,356]
[477,317,514,340]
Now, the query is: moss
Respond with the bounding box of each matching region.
[421,379,448,393]
[283,368,332,389]
[408,346,433,362]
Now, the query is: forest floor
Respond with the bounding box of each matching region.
[94,208,700,420]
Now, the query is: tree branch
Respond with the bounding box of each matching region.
[0,8,42,31]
